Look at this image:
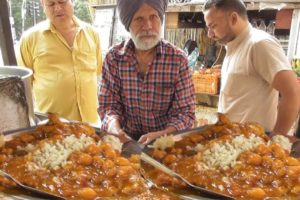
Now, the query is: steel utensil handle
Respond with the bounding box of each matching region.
[141,153,191,186]
[142,153,201,186]
[140,153,234,200]
[141,152,177,177]
[122,140,234,199]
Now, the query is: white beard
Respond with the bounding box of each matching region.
[130,29,161,50]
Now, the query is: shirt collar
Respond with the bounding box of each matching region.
[226,23,251,54]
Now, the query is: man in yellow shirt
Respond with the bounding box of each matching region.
[17,0,102,124]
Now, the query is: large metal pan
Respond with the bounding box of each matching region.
[0,66,34,126]
[122,139,234,200]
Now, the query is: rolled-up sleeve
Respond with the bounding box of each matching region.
[98,52,124,131]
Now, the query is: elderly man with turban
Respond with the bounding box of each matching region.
[98,0,195,144]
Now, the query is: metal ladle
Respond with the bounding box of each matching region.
[0,170,65,200]
[122,140,234,200]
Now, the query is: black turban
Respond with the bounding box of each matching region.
[117,0,168,31]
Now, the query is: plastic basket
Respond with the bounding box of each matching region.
[192,73,220,94]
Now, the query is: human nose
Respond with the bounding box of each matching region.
[207,28,215,38]
[141,19,152,30]
[54,3,63,11]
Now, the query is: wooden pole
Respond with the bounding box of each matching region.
[0,0,17,66]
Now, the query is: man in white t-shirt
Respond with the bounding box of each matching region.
[203,0,300,138]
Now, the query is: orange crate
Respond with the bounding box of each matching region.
[192,73,220,94]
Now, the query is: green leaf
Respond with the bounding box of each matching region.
[294,68,300,77]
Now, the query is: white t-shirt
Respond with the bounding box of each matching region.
[218,24,291,132]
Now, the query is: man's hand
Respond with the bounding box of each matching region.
[138,126,177,145]
[107,118,131,143]
[116,129,132,143]
[138,131,163,145]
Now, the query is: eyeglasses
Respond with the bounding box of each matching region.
[45,0,68,8]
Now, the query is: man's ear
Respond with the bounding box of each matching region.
[230,12,238,26]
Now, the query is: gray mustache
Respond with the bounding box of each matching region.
[137,31,158,37]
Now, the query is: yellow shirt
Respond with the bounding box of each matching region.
[17,17,102,124]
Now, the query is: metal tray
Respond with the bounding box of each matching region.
[142,126,300,200]
[142,126,221,200]
[0,124,179,200]
[0,124,106,199]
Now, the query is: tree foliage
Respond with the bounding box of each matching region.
[10,0,23,40]
[10,0,45,40]
[74,0,93,24]
[9,0,93,41]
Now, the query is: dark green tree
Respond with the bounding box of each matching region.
[74,0,93,24]
[10,0,92,40]
[10,0,23,40]
[10,0,45,40]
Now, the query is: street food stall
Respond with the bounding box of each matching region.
[1,0,300,199]
[0,113,299,199]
